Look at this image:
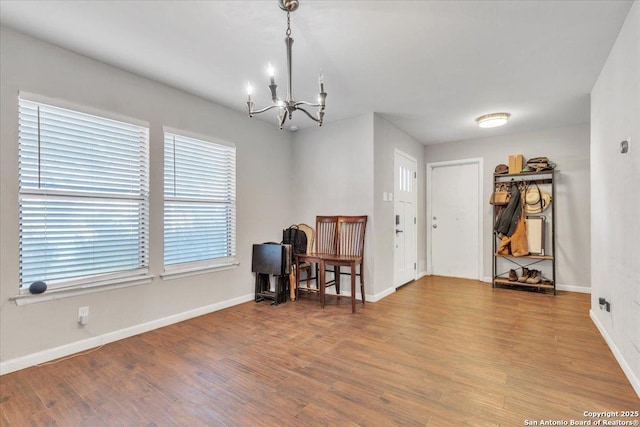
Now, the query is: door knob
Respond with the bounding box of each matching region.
[433,224,438,228]
[395,229,403,233]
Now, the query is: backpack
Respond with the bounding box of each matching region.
[282,225,308,255]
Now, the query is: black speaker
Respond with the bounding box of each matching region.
[29,281,47,294]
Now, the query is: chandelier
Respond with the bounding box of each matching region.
[246,0,327,129]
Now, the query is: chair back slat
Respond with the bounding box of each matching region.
[337,215,367,257]
[315,216,338,254]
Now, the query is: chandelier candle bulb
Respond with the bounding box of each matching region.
[246,82,254,116]
[267,62,275,85]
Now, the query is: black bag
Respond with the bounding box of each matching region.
[282,225,307,255]
[494,183,522,237]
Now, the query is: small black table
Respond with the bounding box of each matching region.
[251,243,291,305]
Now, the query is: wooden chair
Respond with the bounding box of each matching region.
[328,215,367,306]
[296,216,337,301]
[294,215,367,312]
[294,223,315,298]
[313,215,338,289]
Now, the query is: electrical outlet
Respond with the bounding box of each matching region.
[78,306,89,325]
[598,298,611,312]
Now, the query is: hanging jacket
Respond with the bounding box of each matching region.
[495,183,521,237]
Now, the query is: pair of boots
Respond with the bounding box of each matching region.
[509,267,541,284]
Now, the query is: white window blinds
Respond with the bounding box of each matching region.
[18,97,150,289]
[164,131,236,267]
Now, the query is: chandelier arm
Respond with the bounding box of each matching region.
[249,104,282,115]
[295,106,322,123]
[278,109,288,129]
[294,101,322,108]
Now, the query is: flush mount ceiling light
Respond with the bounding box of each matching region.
[476,112,511,128]
[245,0,326,129]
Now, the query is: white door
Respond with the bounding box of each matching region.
[394,150,417,286]
[428,160,481,279]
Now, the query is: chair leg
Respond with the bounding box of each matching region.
[297,266,313,300]
[295,260,300,302]
[313,263,319,289]
[315,263,320,297]
[351,263,356,313]
[360,262,365,305]
[319,260,326,309]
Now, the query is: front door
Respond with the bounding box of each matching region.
[428,160,481,279]
[394,149,417,286]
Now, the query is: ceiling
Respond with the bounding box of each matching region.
[0,0,633,144]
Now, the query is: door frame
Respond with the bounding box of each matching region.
[426,157,484,280]
[393,149,418,287]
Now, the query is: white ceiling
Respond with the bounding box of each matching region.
[0,0,633,144]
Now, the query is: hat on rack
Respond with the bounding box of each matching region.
[525,187,552,213]
[526,156,554,171]
[494,164,509,175]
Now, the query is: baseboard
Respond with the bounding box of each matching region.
[590,310,640,398]
[418,271,428,279]
[482,276,590,294]
[0,293,255,376]
[373,286,396,302]
[323,285,396,303]
[556,283,591,294]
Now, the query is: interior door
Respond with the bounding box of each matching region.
[394,150,417,286]
[429,161,480,279]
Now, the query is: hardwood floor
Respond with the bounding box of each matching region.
[1,276,638,426]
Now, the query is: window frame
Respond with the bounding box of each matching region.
[161,127,238,279]
[17,92,151,296]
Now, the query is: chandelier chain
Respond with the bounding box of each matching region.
[286,12,291,36]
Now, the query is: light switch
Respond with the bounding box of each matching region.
[389,193,393,201]
[383,192,388,201]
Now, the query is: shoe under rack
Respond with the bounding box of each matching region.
[494,264,554,291]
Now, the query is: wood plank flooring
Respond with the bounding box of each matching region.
[1,276,638,426]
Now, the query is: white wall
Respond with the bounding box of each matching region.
[590,0,640,397]
[0,27,293,369]
[424,125,591,292]
[290,114,376,295]
[290,113,428,300]
[373,114,427,291]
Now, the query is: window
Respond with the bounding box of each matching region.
[18,96,150,291]
[163,130,236,270]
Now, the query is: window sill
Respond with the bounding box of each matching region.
[161,260,239,281]
[11,275,154,306]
